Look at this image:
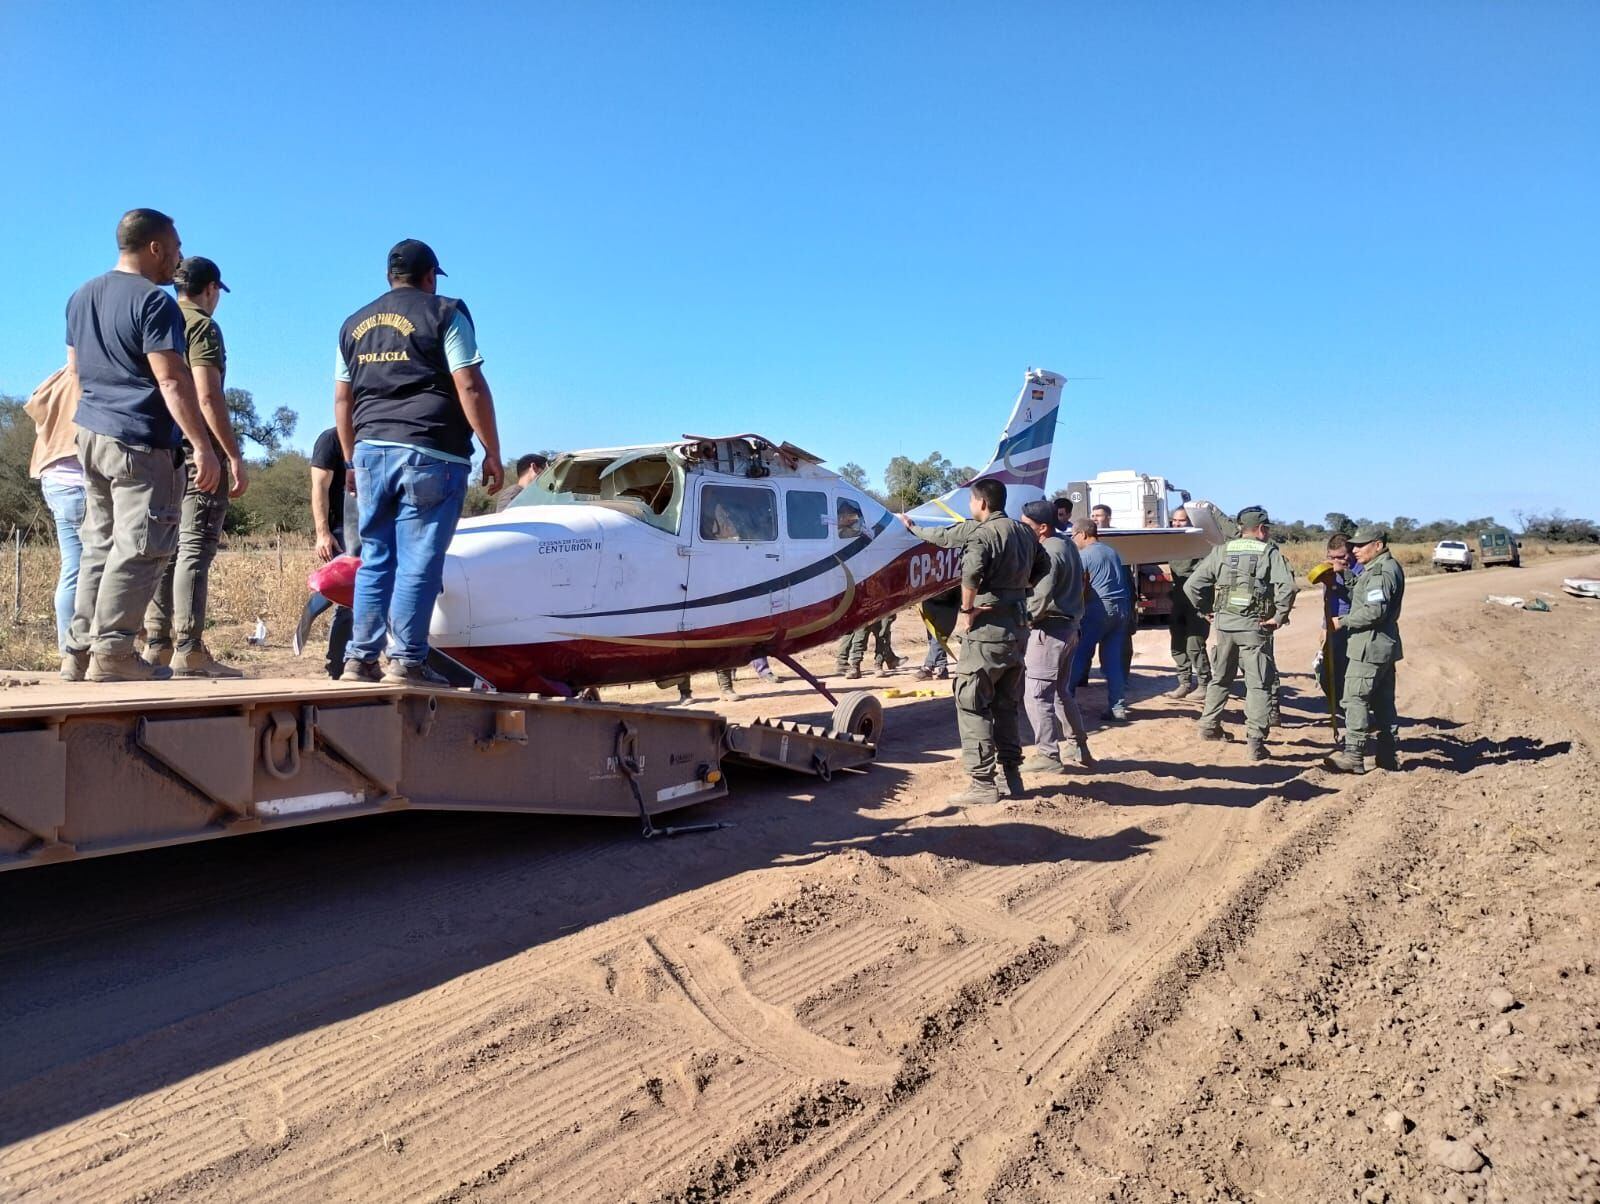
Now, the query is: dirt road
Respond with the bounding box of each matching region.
[3,556,1597,1203]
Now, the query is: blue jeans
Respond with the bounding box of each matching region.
[41,478,86,654]
[1071,600,1127,710]
[350,444,469,665]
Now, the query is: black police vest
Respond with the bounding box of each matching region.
[338,286,475,458]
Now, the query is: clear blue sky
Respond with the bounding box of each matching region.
[3,2,1595,526]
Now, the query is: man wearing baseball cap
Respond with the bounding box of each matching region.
[1183,505,1297,760]
[143,254,251,677]
[1324,525,1406,774]
[334,238,503,685]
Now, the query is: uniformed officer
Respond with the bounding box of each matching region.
[335,239,503,684]
[1183,506,1296,760]
[898,478,1049,804]
[1167,506,1212,699]
[1323,525,1405,774]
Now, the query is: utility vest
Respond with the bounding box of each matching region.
[339,287,475,459]
[1217,537,1274,619]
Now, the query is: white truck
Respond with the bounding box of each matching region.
[1066,470,1198,622]
[1432,540,1474,571]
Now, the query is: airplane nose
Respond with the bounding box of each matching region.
[431,553,473,643]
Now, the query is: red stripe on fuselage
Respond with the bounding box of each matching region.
[448,541,965,692]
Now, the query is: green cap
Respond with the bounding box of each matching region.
[1350,524,1387,545]
[1236,506,1270,528]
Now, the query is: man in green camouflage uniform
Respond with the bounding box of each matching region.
[1167,506,1212,699]
[899,478,1048,804]
[1324,525,1405,774]
[1183,506,1296,761]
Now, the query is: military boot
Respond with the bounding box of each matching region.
[60,650,89,682]
[1169,678,1195,700]
[948,777,1000,807]
[1246,737,1269,762]
[172,643,244,679]
[1196,723,1226,741]
[1322,748,1367,775]
[1020,752,1067,776]
[88,652,173,682]
[996,764,1026,798]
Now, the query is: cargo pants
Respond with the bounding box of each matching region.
[953,623,1026,783]
[144,453,232,654]
[1024,619,1089,761]
[67,429,184,657]
[1197,624,1274,741]
[1169,582,1212,687]
[1342,659,1397,757]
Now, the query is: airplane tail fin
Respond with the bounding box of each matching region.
[909,367,1063,522]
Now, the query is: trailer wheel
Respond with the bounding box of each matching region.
[832,691,884,745]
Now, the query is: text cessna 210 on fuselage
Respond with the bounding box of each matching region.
[305,368,1214,696]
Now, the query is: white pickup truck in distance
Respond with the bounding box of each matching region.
[1432,540,1474,571]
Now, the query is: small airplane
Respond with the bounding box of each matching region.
[299,368,1215,698]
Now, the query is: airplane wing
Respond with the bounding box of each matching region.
[1100,528,1214,563]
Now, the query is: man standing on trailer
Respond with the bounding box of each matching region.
[142,255,250,678]
[63,208,221,683]
[335,239,503,685]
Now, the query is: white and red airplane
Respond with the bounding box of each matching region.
[301,368,1215,697]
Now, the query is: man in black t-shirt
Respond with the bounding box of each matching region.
[309,426,360,677]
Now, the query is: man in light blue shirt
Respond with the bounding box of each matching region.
[1071,518,1131,721]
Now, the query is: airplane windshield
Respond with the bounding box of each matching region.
[514,452,685,534]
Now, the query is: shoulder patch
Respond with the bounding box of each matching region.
[1364,588,1385,603]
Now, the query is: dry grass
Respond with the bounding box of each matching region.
[1,536,319,673]
[1277,539,1588,578]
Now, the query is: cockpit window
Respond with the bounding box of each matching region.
[516,451,685,534]
[700,484,778,542]
[786,490,829,540]
[837,498,866,540]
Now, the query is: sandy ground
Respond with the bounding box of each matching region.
[1,555,1597,1204]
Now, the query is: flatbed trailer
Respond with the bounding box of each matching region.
[0,676,878,872]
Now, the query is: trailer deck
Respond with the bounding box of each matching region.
[0,675,878,871]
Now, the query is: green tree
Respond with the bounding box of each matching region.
[1323,512,1356,536]
[0,398,44,534]
[1389,516,1420,540]
[882,451,977,512]
[227,453,312,534]
[226,388,297,454]
[839,462,869,491]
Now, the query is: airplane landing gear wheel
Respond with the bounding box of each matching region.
[832,690,884,745]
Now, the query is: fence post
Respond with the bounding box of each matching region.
[12,527,21,626]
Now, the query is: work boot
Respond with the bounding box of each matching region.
[1196,723,1225,741]
[383,659,452,687]
[1169,678,1195,700]
[142,643,173,669]
[948,778,1000,807]
[1020,752,1067,776]
[1323,749,1367,775]
[997,765,1026,798]
[341,658,383,683]
[88,651,173,682]
[1246,737,1269,762]
[172,643,244,679]
[60,650,88,682]
[844,666,863,680]
[882,653,902,673]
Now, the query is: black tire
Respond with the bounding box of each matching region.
[831,690,885,744]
